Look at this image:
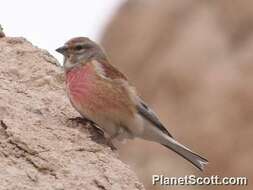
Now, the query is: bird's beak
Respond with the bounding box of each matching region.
[55,46,67,54]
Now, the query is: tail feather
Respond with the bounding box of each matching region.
[140,121,208,171]
[162,137,208,171]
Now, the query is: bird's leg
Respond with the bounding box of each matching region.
[106,134,118,150]
[105,128,125,150]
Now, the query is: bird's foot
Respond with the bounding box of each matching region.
[67,116,104,136]
[67,117,116,150]
[68,116,90,126]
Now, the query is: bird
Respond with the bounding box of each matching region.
[56,37,208,171]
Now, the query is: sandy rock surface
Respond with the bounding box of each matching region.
[0,37,144,190]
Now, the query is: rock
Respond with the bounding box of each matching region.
[0,25,5,38]
[0,37,144,190]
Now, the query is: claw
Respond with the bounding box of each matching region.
[67,116,104,136]
[67,117,116,150]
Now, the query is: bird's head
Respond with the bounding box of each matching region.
[56,37,106,71]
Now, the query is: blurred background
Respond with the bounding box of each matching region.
[1,0,253,189]
[101,1,253,189]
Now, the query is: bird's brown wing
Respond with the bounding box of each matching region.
[98,59,127,80]
[137,100,173,138]
[93,59,173,137]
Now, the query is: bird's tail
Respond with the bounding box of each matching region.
[161,137,208,171]
[141,125,208,171]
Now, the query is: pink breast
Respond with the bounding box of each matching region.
[66,65,94,108]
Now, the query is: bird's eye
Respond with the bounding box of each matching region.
[75,45,83,51]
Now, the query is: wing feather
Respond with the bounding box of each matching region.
[137,100,173,138]
[92,59,173,138]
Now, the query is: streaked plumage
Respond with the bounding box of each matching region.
[56,37,208,171]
